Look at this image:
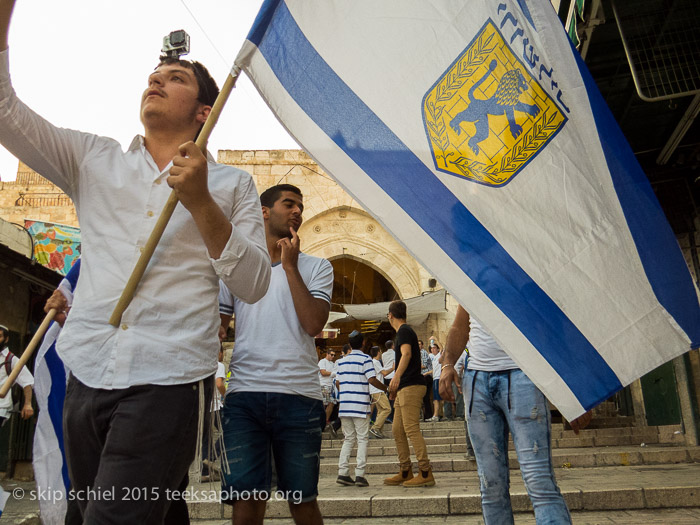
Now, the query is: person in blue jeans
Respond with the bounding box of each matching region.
[440,305,573,525]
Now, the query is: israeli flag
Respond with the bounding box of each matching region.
[0,485,8,516]
[235,0,700,420]
[32,259,80,524]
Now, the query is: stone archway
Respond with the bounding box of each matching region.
[298,206,422,300]
[329,254,400,306]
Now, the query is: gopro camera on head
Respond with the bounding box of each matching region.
[162,30,190,58]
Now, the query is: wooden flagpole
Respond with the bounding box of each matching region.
[109,66,241,327]
[0,309,56,398]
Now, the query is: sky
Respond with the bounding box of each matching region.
[0,0,298,181]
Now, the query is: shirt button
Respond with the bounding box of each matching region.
[147,211,154,217]
[139,247,145,253]
[121,324,128,330]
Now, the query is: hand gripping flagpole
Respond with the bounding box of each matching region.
[0,308,56,398]
[108,66,241,327]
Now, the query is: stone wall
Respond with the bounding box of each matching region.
[0,162,78,227]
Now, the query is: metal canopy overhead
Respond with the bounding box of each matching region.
[332,290,448,326]
[612,0,700,102]
[577,0,700,234]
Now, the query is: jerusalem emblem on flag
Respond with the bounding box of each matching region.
[422,20,567,187]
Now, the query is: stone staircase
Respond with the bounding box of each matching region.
[188,420,700,521]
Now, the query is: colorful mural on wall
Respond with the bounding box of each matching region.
[24,220,81,276]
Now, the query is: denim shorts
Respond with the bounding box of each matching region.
[432,379,442,401]
[220,391,325,504]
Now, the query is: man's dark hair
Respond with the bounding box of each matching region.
[341,343,351,355]
[418,340,424,345]
[157,56,220,107]
[349,330,364,350]
[370,346,381,359]
[260,184,303,208]
[388,300,407,320]
[385,340,394,350]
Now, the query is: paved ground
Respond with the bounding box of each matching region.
[195,508,700,524]
[3,462,699,523]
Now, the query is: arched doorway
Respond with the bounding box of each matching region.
[328,255,399,350]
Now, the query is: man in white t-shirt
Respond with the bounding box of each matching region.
[440,306,572,524]
[220,184,333,525]
[381,340,396,422]
[369,346,391,439]
[428,343,444,422]
[0,324,34,424]
[318,349,337,425]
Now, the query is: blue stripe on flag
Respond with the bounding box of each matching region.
[247,0,283,45]
[251,1,623,409]
[64,258,81,291]
[45,339,71,491]
[572,42,700,349]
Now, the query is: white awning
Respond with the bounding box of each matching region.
[333,289,447,326]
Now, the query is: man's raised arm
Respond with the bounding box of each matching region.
[279,228,331,336]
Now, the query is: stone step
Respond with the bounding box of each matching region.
[188,463,700,521]
[196,508,700,525]
[322,423,687,450]
[318,444,700,474]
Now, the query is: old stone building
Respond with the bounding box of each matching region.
[0,152,458,348]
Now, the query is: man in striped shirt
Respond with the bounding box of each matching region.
[335,331,387,487]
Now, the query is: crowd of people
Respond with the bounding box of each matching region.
[0,1,579,522]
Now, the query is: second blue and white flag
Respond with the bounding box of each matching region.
[235,0,700,419]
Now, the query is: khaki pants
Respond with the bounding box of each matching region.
[370,392,391,431]
[393,384,430,472]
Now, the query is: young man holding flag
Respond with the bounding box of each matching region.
[0,2,270,522]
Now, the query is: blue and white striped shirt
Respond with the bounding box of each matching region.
[337,350,376,417]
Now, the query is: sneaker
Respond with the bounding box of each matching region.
[403,468,435,487]
[429,416,439,422]
[369,428,384,439]
[336,475,355,486]
[384,469,414,486]
[355,476,369,487]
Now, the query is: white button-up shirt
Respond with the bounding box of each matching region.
[0,50,270,389]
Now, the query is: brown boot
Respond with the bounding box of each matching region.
[383,468,414,485]
[403,467,435,487]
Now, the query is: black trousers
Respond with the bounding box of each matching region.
[63,375,212,525]
[422,374,434,419]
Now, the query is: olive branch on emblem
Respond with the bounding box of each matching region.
[435,32,496,103]
[425,95,453,164]
[498,109,563,174]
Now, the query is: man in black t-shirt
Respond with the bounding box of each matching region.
[384,300,435,487]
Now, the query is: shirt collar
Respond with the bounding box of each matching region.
[128,135,216,162]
